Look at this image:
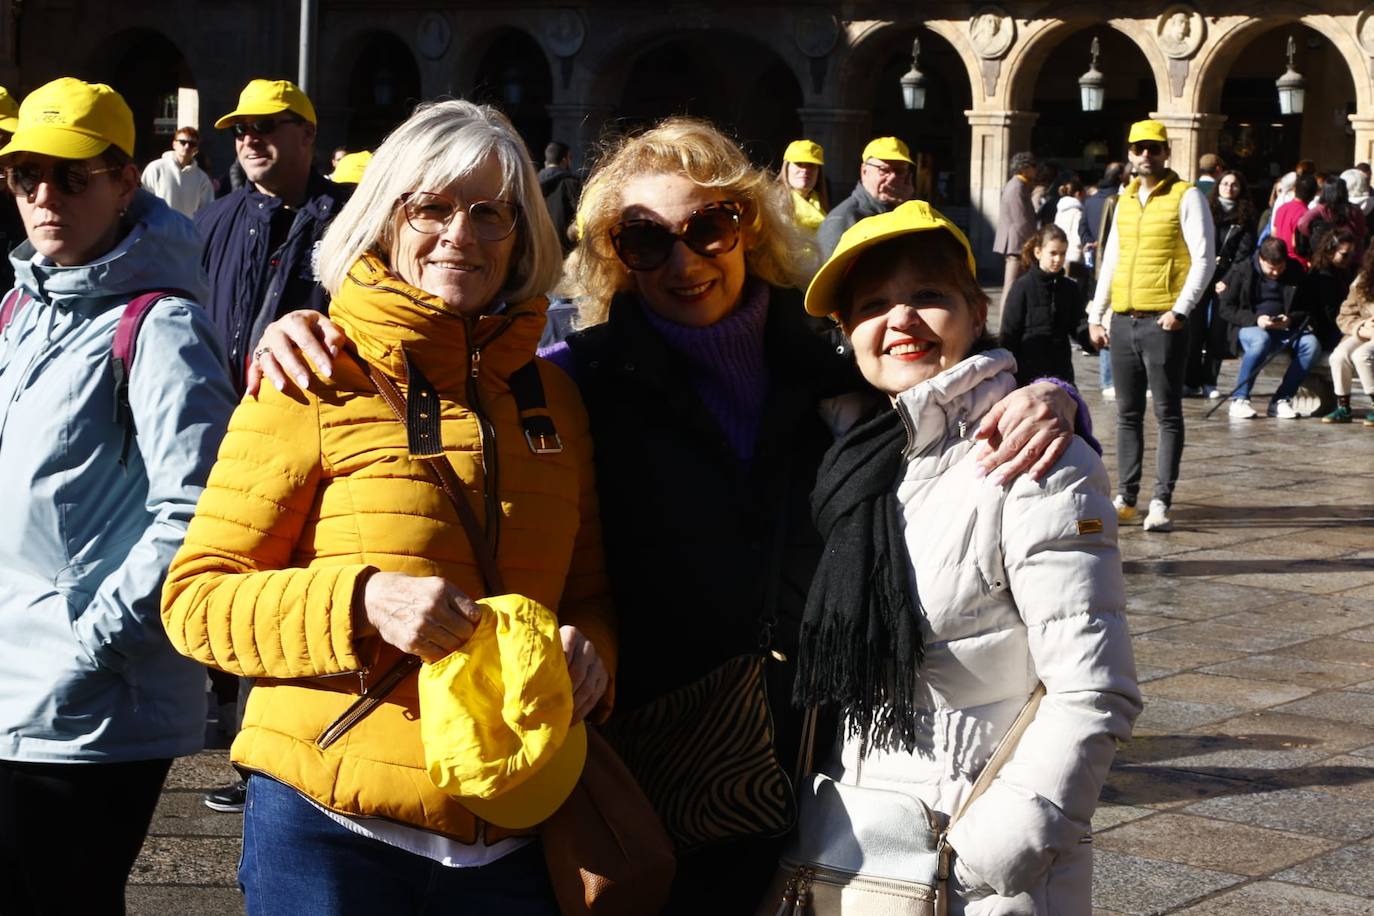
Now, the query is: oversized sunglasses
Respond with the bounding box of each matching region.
[7,161,121,197]
[1130,141,1164,156]
[232,117,305,138]
[398,191,520,241]
[609,202,741,271]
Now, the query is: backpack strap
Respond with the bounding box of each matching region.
[0,288,32,333]
[110,288,195,465]
[510,359,563,454]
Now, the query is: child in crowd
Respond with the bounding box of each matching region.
[1000,224,1086,384]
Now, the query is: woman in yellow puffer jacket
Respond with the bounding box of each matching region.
[161,100,613,915]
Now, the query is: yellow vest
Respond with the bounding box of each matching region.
[1110,170,1193,313]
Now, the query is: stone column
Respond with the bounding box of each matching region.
[797,108,871,193]
[1149,112,1227,181]
[1350,115,1374,165]
[546,103,615,169]
[965,110,1037,274]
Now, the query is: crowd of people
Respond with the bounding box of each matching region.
[47,66,1374,915]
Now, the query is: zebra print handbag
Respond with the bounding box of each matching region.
[599,652,796,852]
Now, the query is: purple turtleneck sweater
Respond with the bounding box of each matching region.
[541,281,772,461]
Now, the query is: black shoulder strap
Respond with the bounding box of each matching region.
[510,360,562,454]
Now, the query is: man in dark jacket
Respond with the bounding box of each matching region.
[538,140,582,254]
[1217,237,1320,419]
[195,79,349,395]
[817,137,914,258]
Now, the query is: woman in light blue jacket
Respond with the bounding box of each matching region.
[0,78,236,912]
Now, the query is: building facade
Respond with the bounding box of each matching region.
[7,1,1369,268]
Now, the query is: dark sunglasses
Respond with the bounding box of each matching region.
[609,202,742,271]
[6,161,121,197]
[232,117,305,138]
[1130,141,1164,156]
[174,138,199,148]
[398,191,520,241]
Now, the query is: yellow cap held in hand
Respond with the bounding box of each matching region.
[0,86,20,134]
[804,199,977,317]
[0,78,133,160]
[783,139,825,166]
[419,593,586,829]
[861,136,914,165]
[215,78,317,129]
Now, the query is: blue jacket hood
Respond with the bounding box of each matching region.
[10,190,209,307]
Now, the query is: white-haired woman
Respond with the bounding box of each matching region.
[160,99,614,915]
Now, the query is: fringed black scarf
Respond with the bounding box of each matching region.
[793,404,926,754]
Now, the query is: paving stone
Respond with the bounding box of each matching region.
[1276,637,1374,669]
[165,749,239,791]
[148,791,243,838]
[1134,697,1243,732]
[1093,804,1156,833]
[1262,755,1374,802]
[128,886,245,916]
[1167,881,1374,915]
[1121,579,1289,621]
[1101,764,1257,810]
[1090,850,1243,915]
[1093,812,1340,876]
[1129,637,1247,672]
[1215,598,1374,637]
[1204,711,1374,757]
[1183,786,1374,841]
[128,836,241,885]
[1272,691,1374,728]
[1198,653,1374,689]
[1144,672,1315,709]
[1273,843,1374,898]
[1132,621,1313,654]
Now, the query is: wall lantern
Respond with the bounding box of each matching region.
[1078,37,1105,112]
[900,38,928,111]
[1276,35,1306,116]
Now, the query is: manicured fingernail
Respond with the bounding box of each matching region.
[973,464,987,478]
[320,365,332,378]
[329,344,339,356]
[296,374,310,388]
[272,376,284,392]
[988,472,1006,487]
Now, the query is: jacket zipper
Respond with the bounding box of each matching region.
[463,311,526,556]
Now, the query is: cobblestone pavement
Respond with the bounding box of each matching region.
[131,334,1374,915]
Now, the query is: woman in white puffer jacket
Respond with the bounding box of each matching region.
[793,200,1141,915]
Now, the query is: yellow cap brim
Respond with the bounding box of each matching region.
[0,116,18,134]
[215,104,291,130]
[0,125,109,161]
[805,211,978,317]
[457,720,587,829]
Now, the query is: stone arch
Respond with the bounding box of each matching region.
[318,28,422,151]
[1002,17,1169,112]
[84,28,197,164]
[461,27,555,160]
[837,19,981,113]
[1191,12,1370,114]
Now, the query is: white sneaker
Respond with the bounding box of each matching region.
[1229,398,1258,419]
[1142,499,1174,532]
[1204,385,1221,400]
[1270,398,1299,419]
[1102,386,1115,401]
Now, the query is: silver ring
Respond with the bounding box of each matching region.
[252,347,270,361]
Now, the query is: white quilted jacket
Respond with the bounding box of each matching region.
[831,350,1141,916]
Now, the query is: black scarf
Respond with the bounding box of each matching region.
[793,404,925,753]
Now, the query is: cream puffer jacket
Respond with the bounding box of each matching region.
[831,350,1141,916]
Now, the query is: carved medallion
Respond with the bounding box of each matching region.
[416,12,452,61]
[1155,5,1205,60]
[968,6,1015,60]
[542,8,586,58]
[794,12,840,58]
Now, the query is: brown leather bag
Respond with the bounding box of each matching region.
[363,357,675,915]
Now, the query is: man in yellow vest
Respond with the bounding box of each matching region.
[1086,120,1215,533]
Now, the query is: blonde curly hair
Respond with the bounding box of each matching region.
[569,117,817,328]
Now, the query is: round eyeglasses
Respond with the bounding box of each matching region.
[398,191,520,241]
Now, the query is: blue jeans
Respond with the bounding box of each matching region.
[239,775,558,916]
[1099,347,1113,389]
[1233,326,1321,401]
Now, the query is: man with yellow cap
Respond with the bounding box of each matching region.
[817,136,916,258]
[1086,119,1215,533]
[194,78,349,813]
[195,78,349,398]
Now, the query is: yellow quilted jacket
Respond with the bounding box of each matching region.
[161,252,614,843]
[1109,170,1193,313]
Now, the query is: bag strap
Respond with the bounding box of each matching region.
[0,288,29,332]
[509,359,563,454]
[316,352,505,750]
[111,290,193,465]
[950,681,1046,829]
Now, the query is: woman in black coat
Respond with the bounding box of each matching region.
[1189,170,1258,391]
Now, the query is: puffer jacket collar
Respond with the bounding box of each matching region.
[896,349,1017,472]
[330,251,547,391]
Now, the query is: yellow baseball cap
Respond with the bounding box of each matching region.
[784,139,824,166]
[1127,119,1169,144]
[804,199,977,317]
[419,594,586,829]
[861,136,914,165]
[331,150,372,185]
[0,87,19,134]
[0,78,133,160]
[215,78,317,129]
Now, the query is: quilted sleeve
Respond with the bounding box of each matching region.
[160,382,375,679]
[946,438,1141,898]
[541,361,617,712]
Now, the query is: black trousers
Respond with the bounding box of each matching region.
[1110,312,1188,506]
[0,757,172,916]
